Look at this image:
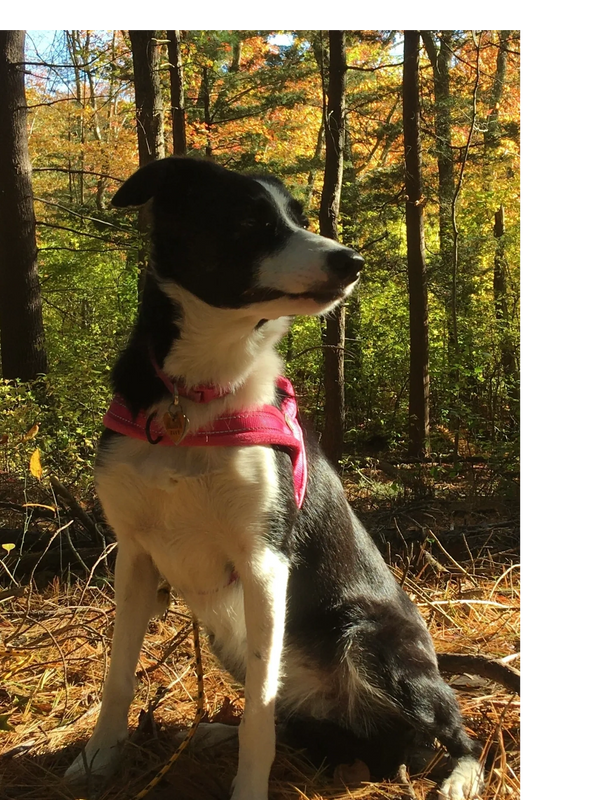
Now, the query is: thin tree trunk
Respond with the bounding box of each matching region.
[0,31,48,380]
[78,33,105,208]
[82,32,102,143]
[96,30,118,210]
[449,32,482,457]
[130,30,165,166]
[130,30,165,299]
[484,30,511,150]
[66,30,85,204]
[422,31,455,361]
[493,206,518,414]
[306,120,324,207]
[199,65,213,158]
[167,30,186,156]
[230,38,242,72]
[319,30,347,468]
[403,30,430,460]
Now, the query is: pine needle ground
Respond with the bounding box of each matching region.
[0,461,519,800]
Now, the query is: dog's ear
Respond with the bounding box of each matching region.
[112,158,172,208]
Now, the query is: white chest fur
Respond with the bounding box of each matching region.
[96,437,279,621]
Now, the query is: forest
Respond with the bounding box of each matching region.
[0,31,520,800]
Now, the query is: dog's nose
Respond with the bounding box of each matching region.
[327,249,364,282]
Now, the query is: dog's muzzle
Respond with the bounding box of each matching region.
[327,248,364,285]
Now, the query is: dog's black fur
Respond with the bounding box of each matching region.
[75,157,481,795]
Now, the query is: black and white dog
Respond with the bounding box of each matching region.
[65,157,483,799]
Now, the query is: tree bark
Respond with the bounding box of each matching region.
[167,30,186,156]
[493,206,518,411]
[129,31,165,166]
[129,31,165,299]
[65,30,85,204]
[0,31,48,380]
[484,30,511,150]
[403,31,430,460]
[319,31,347,468]
[422,31,454,352]
[199,65,213,158]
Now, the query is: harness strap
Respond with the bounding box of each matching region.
[103,376,307,508]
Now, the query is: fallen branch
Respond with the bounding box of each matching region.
[437,653,520,694]
[49,477,99,540]
[0,586,26,602]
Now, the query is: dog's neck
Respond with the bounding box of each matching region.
[159,281,289,404]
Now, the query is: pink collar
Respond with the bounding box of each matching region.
[103,376,307,509]
[150,355,230,403]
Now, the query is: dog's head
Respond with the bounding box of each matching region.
[112,157,363,317]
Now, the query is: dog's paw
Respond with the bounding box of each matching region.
[64,740,124,787]
[438,756,484,800]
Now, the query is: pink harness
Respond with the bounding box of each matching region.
[103,375,307,508]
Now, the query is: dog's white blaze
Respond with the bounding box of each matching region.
[255,180,305,230]
[257,228,339,293]
[255,180,349,295]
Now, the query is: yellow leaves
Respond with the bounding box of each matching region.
[2,543,15,555]
[29,449,43,481]
[24,426,44,480]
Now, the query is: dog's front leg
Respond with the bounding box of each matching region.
[231,547,288,800]
[65,539,159,785]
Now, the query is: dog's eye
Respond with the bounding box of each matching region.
[240,218,274,232]
[300,217,310,230]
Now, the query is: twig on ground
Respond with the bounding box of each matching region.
[437,653,520,694]
[426,527,479,582]
[397,764,418,799]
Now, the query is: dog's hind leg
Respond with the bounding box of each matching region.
[401,675,484,800]
[230,547,289,800]
[65,539,159,785]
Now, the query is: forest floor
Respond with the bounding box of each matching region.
[0,457,520,800]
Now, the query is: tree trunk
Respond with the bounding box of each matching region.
[422,31,455,358]
[306,119,324,207]
[319,31,347,468]
[199,65,213,158]
[403,30,430,459]
[130,31,165,299]
[167,30,186,156]
[484,31,511,150]
[66,30,85,204]
[0,31,48,380]
[130,31,165,166]
[494,206,517,380]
